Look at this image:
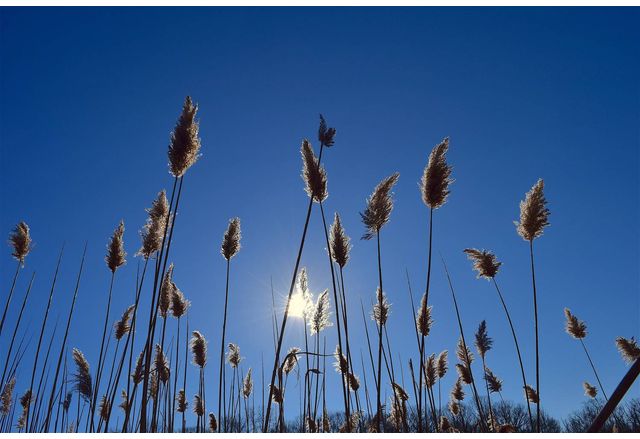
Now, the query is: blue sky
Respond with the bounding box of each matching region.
[0,7,638,428]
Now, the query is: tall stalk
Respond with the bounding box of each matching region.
[529,241,541,432]
[0,262,21,337]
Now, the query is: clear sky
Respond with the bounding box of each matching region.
[1,7,638,427]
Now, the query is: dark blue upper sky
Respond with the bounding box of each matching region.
[1,7,638,424]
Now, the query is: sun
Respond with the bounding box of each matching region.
[288,292,308,318]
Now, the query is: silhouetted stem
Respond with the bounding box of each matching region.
[529,240,541,432]
[0,261,21,337]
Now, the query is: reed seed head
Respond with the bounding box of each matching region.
[322,408,331,432]
[392,382,409,401]
[171,287,190,319]
[456,363,472,385]
[168,96,201,177]
[360,173,400,240]
[347,372,360,392]
[149,371,158,400]
[99,394,111,420]
[372,287,391,327]
[333,345,348,374]
[114,304,135,340]
[159,263,175,318]
[307,416,318,433]
[193,394,204,416]
[499,424,516,433]
[318,114,336,147]
[329,213,351,268]
[138,190,169,259]
[456,337,474,365]
[118,390,129,413]
[451,379,465,401]
[474,320,493,359]
[242,368,253,399]
[72,348,92,402]
[226,343,242,368]
[154,343,170,383]
[425,353,437,388]
[221,217,242,260]
[270,384,283,404]
[190,331,207,368]
[309,289,332,335]
[9,222,32,265]
[440,416,452,432]
[416,294,433,337]
[524,385,539,403]
[485,367,502,393]
[283,347,300,375]
[176,389,187,413]
[0,377,15,415]
[63,392,72,411]
[464,248,502,279]
[437,350,449,378]
[132,351,144,384]
[564,308,587,339]
[208,412,217,432]
[616,336,640,363]
[583,382,597,399]
[515,179,550,241]
[388,394,407,430]
[105,220,126,273]
[421,137,453,209]
[449,400,460,416]
[301,139,328,203]
[19,389,32,409]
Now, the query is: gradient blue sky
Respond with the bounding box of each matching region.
[1,7,638,427]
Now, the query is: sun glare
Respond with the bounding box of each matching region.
[288,292,307,318]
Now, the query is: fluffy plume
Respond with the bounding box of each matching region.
[190,331,207,368]
[148,372,158,400]
[456,337,474,365]
[301,139,328,203]
[307,416,318,433]
[421,137,453,209]
[372,287,391,326]
[138,190,169,258]
[99,394,111,420]
[616,337,640,363]
[451,379,465,401]
[360,173,400,240]
[242,368,253,399]
[437,350,449,378]
[283,348,300,375]
[9,221,32,264]
[416,295,433,337]
[449,400,460,416]
[1,377,15,415]
[208,413,217,432]
[19,389,32,408]
[485,367,502,393]
[296,267,314,320]
[440,416,452,432]
[583,382,597,399]
[132,351,145,384]
[389,384,408,430]
[515,179,550,241]
[425,353,437,388]
[105,220,126,272]
[333,346,348,375]
[221,217,242,261]
[114,304,135,340]
[171,286,190,318]
[62,392,72,411]
[456,363,472,385]
[168,96,201,177]
[154,344,170,383]
[227,343,242,368]
[158,264,175,318]
[392,382,409,401]
[564,308,587,339]
[318,114,336,147]
[464,248,502,279]
[176,389,187,413]
[329,213,351,268]
[72,348,92,402]
[118,390,129,413]
[524,385,539,403]
[309,289,332,335]
[193,394,204,416]
[347,372,360,392]
[270,384,283,404]
[475,320,493,359]
[339,411,362,433]
[322,407,331,432]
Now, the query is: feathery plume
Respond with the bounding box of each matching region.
[154,344,170,383]
[583,382,597,399]
[226,343,242,368]
[208,412,217,432]
[456,337,474,365]
[318,114,336,147]
[360,173,400,240]
[296,267,314,320]
[62,392,72,411]
[158,264,175,318]
[99,394,111,420]
[421,137,453,209]
[176,389,187,413]
[416,295,433,337]
[449,400,460,416]
[301,139,328,203]
[456,363,472,385]
[283,348,300,375]
[114,304,135,340]
[20,389,32,408]
[190,330,207,368]
[485,367,502,393]
[105,220,126,272]
[329,213,351,268]
[149,372,159,400]
[242,368,253,399]
[347,372,360,392]
[168,96,201,177]
[425,353,437,388]
[464,248,502,279]
[451,379,465,401]
[307,416,318,433]
[193,394,204,416]
[322,407,331,432]
[9,222,32,264]
[475,320,493,359]
[221,217,242,260]
[616,337,640,363]
[440,416,452,432]
[132,351,145,384]
[392,382,409,401]
[309,289,332,335]
[333,345,348,374]
[340,410,362,433]
[138,190,169,258]
[118,390,129,413]
[515,179,550,241]
[171,286,190,318]
[564,308,587,339]
[524,385,539,403]
[437,350,449,378]
[72,348,92,402]
[372,287,391,326]
[270,385,283,404]
[0,377,15,415]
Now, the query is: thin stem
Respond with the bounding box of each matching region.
[375,231,384,432]
[529,240,541,433]
[0,261,21,336]
[580,339,608,401]
[218,258,231,432]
